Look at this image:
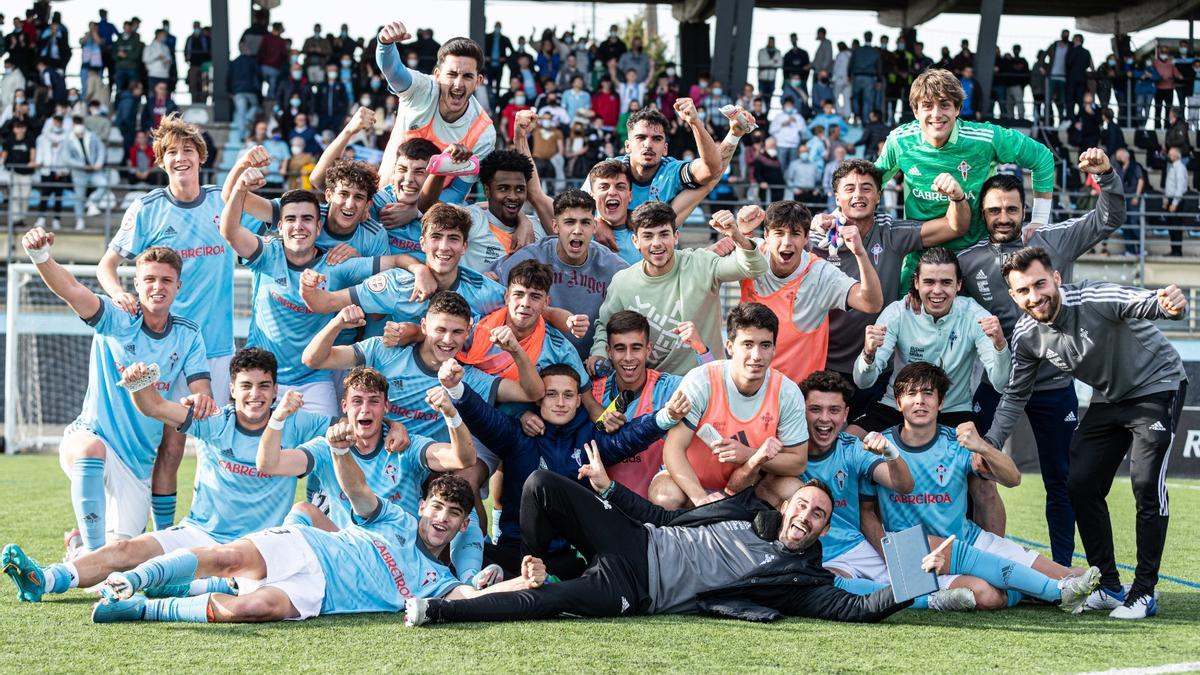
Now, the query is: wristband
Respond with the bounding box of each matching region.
[25,245,50,264]
[267,417,286,430]
[445,413,463,429]
[598,482,616,499]
[330,444,351,456]
[444,382,465,400]
[1031,197,1052,224]
[950,195,966,203]
[881,441,901,461]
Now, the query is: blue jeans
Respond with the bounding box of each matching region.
[851,75,878,120]
[777,146,797,175]
[232,93,260,143]
[260,65,281,100]
[1048,78,1067,123]
[1121,197,1144,255]
[974,380,1078,566]
[115,68,139,94]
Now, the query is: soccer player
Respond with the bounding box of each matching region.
[490,189,629,359]
[853,247,1010,432]
[876,68,1056,293]
[1,350,329,602]
[653,303,808,508]
[21,231,211,553]
[586,311,684,497]
[258,368,473,526]
[613,105,722,209]
[90,465,542,623]
[985,248,1188,619]
[405,468,908,626]
[98,112,235,531]
[220,171,394,416]
[299,202,504,325]
[459,150,543,271]
[959,147,1124,566]
[740,200,882,384]
[368,137,441,259]
[865,363,1096,608]
[443,357,691,578]
[376,20,494,204]
[591,202,767,376]
[810,159,970,420]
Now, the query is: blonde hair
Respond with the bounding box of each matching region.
[908,68,965,112]
[151,113,208,168]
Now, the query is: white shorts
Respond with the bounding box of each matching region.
[147,522,219,553]
[59,425,151,541]
[239,527,327,620]
[171,355,233,406]
[972,529,1040,567]
[278,379,340,418]
[824,539,890,582]
[474,438,502,476]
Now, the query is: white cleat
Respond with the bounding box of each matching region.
[404,597,430,627]
[471,564,505,590]
[1058,566,1101,614]
[1084,585,1125,611]
[927,587,977,611]
[1109,593,1158,620]
[102,572,136,600]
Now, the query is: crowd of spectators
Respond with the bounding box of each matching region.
[0,4,1198,251]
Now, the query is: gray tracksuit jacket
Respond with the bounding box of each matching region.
[985,279,1187,447]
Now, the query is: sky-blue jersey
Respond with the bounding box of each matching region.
[74,296,209,481]
[179,406,331,543]
[615,154,698,209]
[242,238,379,385]
[802,433,883,561]
[871,425,982,545]
[302,426,435,528]
[369,187,425,261]
[352,338,500,441]
[297,498,462,615]
[347,266,505,322]
[256,198,392,257]
[610,224,642,265]
[108,185,237,359]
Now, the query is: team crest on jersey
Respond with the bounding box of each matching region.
[422,570,439,587]
[947,330,958,349]
[385,463,397,484]
[834,469,847,489]
[957,161,971,181]
[935,464,947,485]
[366,274,388,293]
[572,447,583,466]
[649,186,662,201]
[1080,328,1092,344]
[761,411,775,429]
[169,351,180,370]
[871,242,883,265]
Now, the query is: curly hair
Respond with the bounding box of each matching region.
[421,202,472,241]
[427,290,472,322]
[324,160,379,202]
[423,473,476,513]
[342,366,388,397]
[507,259,553,293]
[799,370,854,406]
[479,149,533,186]
[553,188,595,216]
[229,347,278,382]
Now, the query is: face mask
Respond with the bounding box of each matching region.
[1107,59,1116,66]
[540,119,553,128]
[327,71,338,80]
[666,68,675,76]
[514,95,526,105]
[360,96,371,106]
[784,105,795,113]
[712,87,722,96]
[69,95,78,103]
[341,59,351,67]
[370,79,382,89]
[291,69,302,78]
[699,80,709,88]
[698,110,707,120]
[1160,54,1169,60]
[73,126,85,137]
[1146,60,1153,67]
[407,58,419,68]
[790,78,801,87]
[766,148,777,157]
[1126,57,1133,63]
[290,97,301,107]
[897,42,906,50]
[89,107,99,116]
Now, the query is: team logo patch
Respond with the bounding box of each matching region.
[169,351,180,370]
[366,274,388,293]
[957,161,971,181]
[935,464,947,485]
[834,469,847,490]
[422,570,439,587]
[760,411,775,429]
[871,242,883,265]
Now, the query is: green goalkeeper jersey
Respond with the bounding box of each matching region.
[876,118,1056,296]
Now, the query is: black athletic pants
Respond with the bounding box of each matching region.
[484,541,587,581]
[1067,383,1186,595]
[428,471,652,622]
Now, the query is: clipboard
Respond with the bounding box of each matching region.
[881,524,939,603]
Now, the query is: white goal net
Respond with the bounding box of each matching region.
[3,264,254,454]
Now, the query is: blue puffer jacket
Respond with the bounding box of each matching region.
[453,385,668,547]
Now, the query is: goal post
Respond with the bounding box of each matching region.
[3,263,254,455]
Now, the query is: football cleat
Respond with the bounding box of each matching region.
[927,587,977,611]
[102,572,136,600]
[1084,585,1125,611]
[1109,593,1158,620]
[2,544,46,602]
[144,583,192,599]
[427,152,480,177]
[1058,566,1101,614]
[404,597,431,627]
[62,529,83,562]
[471,564,505,590]
[92,594,147,623]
